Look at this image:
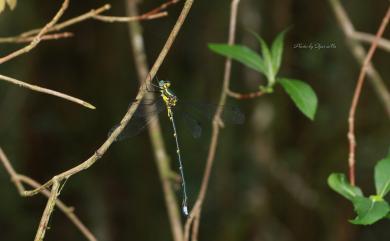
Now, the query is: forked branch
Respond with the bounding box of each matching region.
[0,147,97,241]
[329,0,390,118]
[0,0,69,64]
[15,2,194,241]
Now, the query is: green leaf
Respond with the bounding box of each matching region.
[374,152,390,197]
[278,78,318,120]
[350,196,390,225]
[328,173,363,201]
[271,29,288,75]
[208,44,266,74]
[250,32,275,85]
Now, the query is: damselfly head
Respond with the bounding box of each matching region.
[159,80,171,88]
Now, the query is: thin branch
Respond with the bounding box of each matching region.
[126,2,184,241]
[0,74,96,110]
[34,177,61,241]
[346,6,390,185]
[0,0,179,44]
[96,0,180,23]
[19,5,111,38]
[352,31,390,52]
[22,0,195,202]
[0,32,73,44]
[0,0,69,64]
[184,0,241,240]
[329,0,390,118]
[93,12,167,22]
[226,88,266,99]
[0,148,97,241]
[146,0,180,15]
[19,176,97,241]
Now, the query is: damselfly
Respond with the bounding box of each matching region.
[110,79,245,215]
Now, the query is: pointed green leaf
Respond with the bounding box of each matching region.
[208,44,266,74]
[375,152,390,197]
[328,173,363,200]
[271,29,288,75]
[250,32,275,84]
[350,196,390,225]
[278,78,318,120]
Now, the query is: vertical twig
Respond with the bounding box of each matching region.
[184,0,241,240]
[126,1,184,241]
[347,7,390,185]
[34,178,61,241]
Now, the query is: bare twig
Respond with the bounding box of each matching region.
[0,74,96,109]
[0,0,179,44]
[34,177,61,241]
[352,31,390,52]
[0,32,73,44]
[347,7,390,185]
[96,0,179,23]
[148,0,180,15]
[0,148,97,241]
[184,0,241,240]
[0,0,69,64]
[93,12,167,22]
[19,176,97,241]
[227,89,266,99]
[329,0,390,118]
[126,1,184,241]
[19,5,111,38]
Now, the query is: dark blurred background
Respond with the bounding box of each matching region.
[0,0,389,240]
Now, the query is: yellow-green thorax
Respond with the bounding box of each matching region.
[159,80,178,118]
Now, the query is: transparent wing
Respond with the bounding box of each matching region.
[174,101,245,139]
[109,98,166,141]
[174,110,203,139]
[177,101,245,123]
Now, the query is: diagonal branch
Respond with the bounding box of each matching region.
[93,12,167,22]
[0,0,69,64]
[0,0,178,44]
[0,147,97,241]
[34,177,61,241]
[0,32,74,44]
[96,0,180,23]
[351,31,390,52]
[0,74,96,109]
[329,0,390,119]
[14,4,111,39]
